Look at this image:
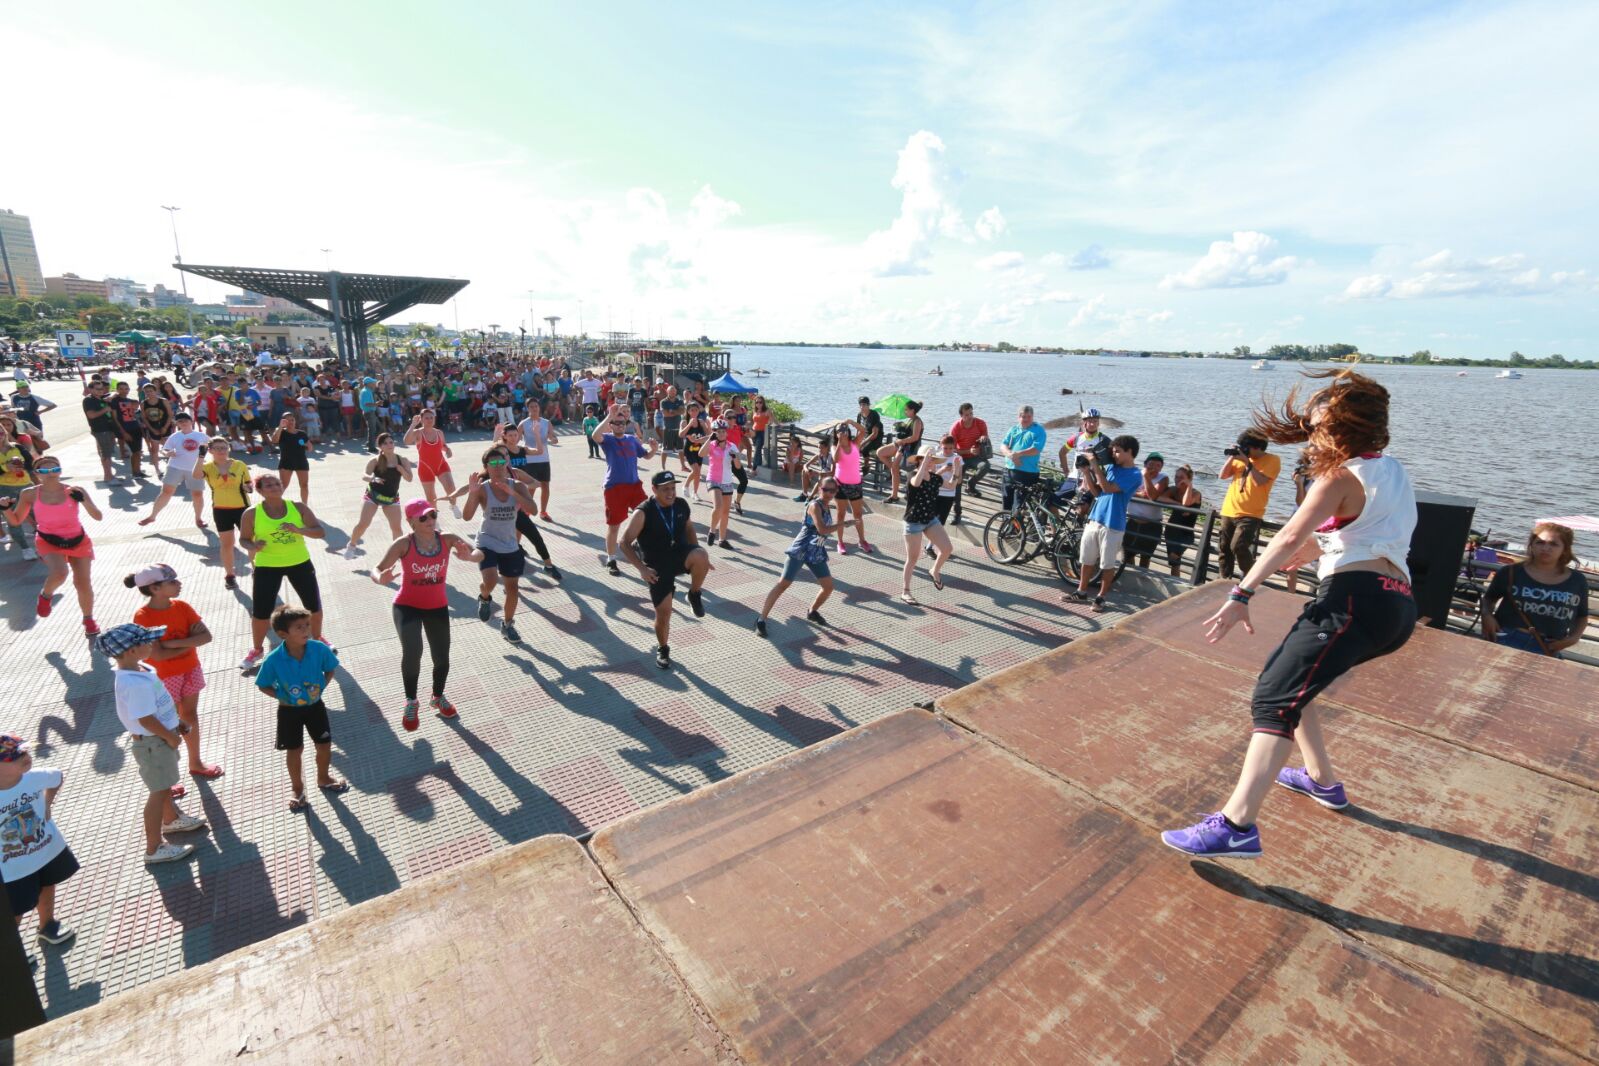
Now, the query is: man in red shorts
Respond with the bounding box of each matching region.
[592,402,657,575]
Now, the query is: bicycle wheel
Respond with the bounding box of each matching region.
[1051,524,1083,583]
[984,510,1030,564]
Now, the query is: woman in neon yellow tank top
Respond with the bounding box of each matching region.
[239,472,328,673]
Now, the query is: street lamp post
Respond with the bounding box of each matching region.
[160,205,198,348]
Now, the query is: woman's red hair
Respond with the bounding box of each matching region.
[1251,368,1391,480]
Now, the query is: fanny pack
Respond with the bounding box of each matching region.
[38,529,86,550]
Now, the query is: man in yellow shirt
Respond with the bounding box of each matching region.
[1217,432,1280,580]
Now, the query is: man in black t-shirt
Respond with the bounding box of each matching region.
[856,396,884,480]
[619,470,710,671]
[81,380,124,483]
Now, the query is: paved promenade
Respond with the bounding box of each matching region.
[3,378,1171,1018]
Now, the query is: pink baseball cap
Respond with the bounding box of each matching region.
[403,498,438,520]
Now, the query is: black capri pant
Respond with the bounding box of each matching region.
[1251,571,1416,737]
[394,604,451,700]
[515,511,552,562]
[252,560,322,620]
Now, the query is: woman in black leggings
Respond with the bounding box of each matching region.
[447,423,564,582]
[373,499,482,732]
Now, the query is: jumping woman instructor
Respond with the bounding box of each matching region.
[405,409,460,518]
[373,498,483,732]
[1162,370,1417,859]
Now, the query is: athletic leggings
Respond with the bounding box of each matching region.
[733,463,748,496]
[515,512,552,562]
[393,604,451,700]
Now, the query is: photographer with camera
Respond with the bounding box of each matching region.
[1216,431,1280,580]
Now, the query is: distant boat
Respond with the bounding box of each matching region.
[1496,369,1524,380]
[1456,371,1468,377]
[928,366,944,376]
[1251,359,1275,371]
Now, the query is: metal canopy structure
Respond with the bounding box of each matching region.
[176,264,469,364]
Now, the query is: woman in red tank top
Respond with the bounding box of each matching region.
[373,497,482,733]
[403,409,459,518]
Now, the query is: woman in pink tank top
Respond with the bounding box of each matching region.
[3,454,104,633]
[373,497,482,733]
[829,421,872,555]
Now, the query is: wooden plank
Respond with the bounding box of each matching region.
[942,634,1599,1059]
[1114,582,1599,789]
[593,710,1579,1064]
[17,836,727,1065]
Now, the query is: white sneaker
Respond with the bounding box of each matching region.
[239,647,264,672]
[162,813,207,834]
[144,841,195,865]
[450,502,462,519]
[22,548,37,561]
[343,542,360,559]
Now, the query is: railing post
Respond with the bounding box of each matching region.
[1191,508,1219,585]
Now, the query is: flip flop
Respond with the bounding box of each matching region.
[318,779,350,795]
[288,792,309,812]
[189,765,225,779]
[932,575,944,591]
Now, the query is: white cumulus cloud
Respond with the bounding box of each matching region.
[1341,248,1593,300]
[689,185,742,229]
[974,206,1007,240]
[1160,231,1298,290]
[977,251,1025,272]
[863,130,970,277]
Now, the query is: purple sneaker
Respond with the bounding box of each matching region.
[1160,813,1261,859]
[1276,767,1349,809]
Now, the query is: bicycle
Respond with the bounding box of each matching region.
[984,479,1081,569]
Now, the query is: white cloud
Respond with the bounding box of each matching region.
[689,185,742,229]
[976,251,1025,272]
[1068,243,1111,270]
[974,206,1007,240]
[1069,294,1172,335]
[1040,290,1079,304]
[1039,252,1067,268]
[1160,231,1297,290]
[863,130,970,277]
[1341,249,1593,300]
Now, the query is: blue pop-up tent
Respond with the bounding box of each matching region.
[168,335,197,346]
[707,371,759,394]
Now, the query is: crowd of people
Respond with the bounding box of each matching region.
[0,346,1589,960]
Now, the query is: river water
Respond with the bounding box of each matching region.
[727,345,1597,556]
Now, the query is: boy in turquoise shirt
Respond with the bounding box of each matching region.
[255,605,346,811]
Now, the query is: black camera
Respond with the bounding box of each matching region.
[1224,446,1242,457]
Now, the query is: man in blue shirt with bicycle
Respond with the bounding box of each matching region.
[997,405,1046,511]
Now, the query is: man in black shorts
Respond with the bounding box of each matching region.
[81,379,123,483]
[620,471,710,670]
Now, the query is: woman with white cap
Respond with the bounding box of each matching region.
[373,498,483,732]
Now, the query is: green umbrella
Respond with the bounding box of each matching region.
[115,330,160,344]
[870,393,912,420]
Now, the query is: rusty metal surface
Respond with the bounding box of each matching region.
[17,835,729,1065]
[942,598,1599,1060]
[1110,582,1599,789]
[592,710,1583,1064]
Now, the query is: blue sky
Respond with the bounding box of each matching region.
[9,1,1598,357]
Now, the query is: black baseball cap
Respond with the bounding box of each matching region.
[651,470,677,487]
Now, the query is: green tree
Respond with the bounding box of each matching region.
[1231,345,1252,358]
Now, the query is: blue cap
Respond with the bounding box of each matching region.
[1085,407,1101,418]
[96,622,166,658]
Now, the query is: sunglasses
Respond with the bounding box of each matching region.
[34,466,62,475]
[484,458,508,466]
[414,512,438,522]
[1532,538,1562,547]
[820,487,838,494]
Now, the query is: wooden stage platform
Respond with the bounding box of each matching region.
[18,583,1596,1063]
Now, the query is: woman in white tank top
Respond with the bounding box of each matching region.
[1162,370,1418,861]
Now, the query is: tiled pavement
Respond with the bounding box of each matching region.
[2,395,1172,1018]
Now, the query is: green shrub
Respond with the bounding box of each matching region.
[764,398,804,424]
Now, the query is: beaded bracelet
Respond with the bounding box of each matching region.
[1228,585,1254,605]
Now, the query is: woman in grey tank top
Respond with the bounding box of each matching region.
[462,445,539,643]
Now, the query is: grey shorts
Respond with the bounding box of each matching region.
[129,732,180,791]
[903,516,942,535]
[163,465,205,492]
[93,430,119,459]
